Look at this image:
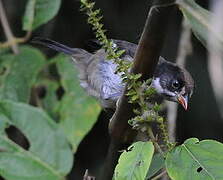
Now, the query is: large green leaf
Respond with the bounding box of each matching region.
[55,55,101,152]
[0,114,9,135]
[0,54,14,94]
[35,78,60,120]
[177,0,223,48]
[0,100,73,180]
[23,0,61,30]
[22,0,35,30]
[166,138,223,180]
[114,141,154,180]
[0,46,45,103]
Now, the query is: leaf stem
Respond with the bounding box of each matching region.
[0,0,19,54]
[151,169,167,180]
[0,31,31,49]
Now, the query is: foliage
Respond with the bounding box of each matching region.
[55,55,101,152]
[166,138,223,180]
[0,0,100,179]
[177,0,222,49]
[23,0,61,30]
[0,0,223,180]
[0,100,73,180]
[0,46,45,102]
[114,142,154,180]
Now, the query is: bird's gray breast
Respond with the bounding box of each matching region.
[99,60,124,96]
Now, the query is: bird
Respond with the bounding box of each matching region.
[32,37,194,110]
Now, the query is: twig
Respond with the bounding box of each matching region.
[151,169,167,180]
[166,18,192,142]
[0,31,31,48]
[83,169,95,180]
[100,1,175,179]
[0,0,19,54]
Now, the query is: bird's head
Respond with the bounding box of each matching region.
[152,58,194,110]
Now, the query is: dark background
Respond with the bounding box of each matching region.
[1,0,221,179]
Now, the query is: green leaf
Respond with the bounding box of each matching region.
[0,114,9,135]
[23,0,61,31]
[22,0,35,30]
[0,100,73,180]
[114,141,154,180]
[35,79,60,120]
[0,46,45,103]
[146,153,165,179]
[166,138,223,180]
[55,55,101,152]
[177,0,223,48]
[0,54,14,87]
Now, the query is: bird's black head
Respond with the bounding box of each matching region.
[152,57,194,110]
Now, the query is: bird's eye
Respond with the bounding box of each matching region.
[172,80,180,89]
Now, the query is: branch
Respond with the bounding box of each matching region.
[0,0,19,54]
[83,169,95,180]
[166,18,192,142]
[100,1,176,179]
[0,31,31,48]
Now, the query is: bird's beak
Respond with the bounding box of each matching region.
[177,95,188,110]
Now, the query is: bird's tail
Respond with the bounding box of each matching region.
[32,37,92,64]
[32,37,77,55]
[32,37,92,90]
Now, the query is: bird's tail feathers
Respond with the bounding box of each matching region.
[32,37,77,55]
[32,36,92,64]
[32,37,92,88]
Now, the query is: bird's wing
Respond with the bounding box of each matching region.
[86,39,137,58]
[84,49,126,108]
[86,40,137,108]
[112,39,137,57]
[32,37,137,109]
